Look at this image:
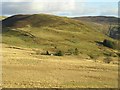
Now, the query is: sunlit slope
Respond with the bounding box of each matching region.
[2,14,117,57]
[2,44,118,88]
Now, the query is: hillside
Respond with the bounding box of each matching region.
[2,14,119,88]
[2,14,83,28]
[2,44,118,88]
[73,16,118,25]
[2,14,119,58]
[73,16,119,40]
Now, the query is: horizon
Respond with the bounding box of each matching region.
[2,13,119,18]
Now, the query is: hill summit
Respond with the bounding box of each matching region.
[3,14,84,28]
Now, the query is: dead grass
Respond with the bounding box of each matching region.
[2,44,118,88]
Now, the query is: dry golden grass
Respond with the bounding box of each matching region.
[2,44,118,88]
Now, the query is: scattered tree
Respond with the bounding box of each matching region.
[103,39,116,49]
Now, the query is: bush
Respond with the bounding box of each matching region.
[74,48,79,55]
[103,57,112,64]
[40,51,50,55]
[103,39,115,48]
[103,39,116,49]
[55,50,64,56]
[67,49,74,55]
[46,51,50,55]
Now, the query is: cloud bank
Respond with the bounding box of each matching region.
[2,1,118,17]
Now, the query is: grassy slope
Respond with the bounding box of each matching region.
[73,16,118,35]
[2,44,118,88]
[2,14,119,88]
[2,14,118,58]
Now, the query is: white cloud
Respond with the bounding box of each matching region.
[2,0,119,2]
[3,0,33,2]
[2,1,118,17]
[100,8,118,16]
[30,0,76,12]
[2,0,77,16]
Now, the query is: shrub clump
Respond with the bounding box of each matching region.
[41,51,50,55]
[46,51,50,55]
[74,48,79,55]
[66,48,79,55]
[55,50,64,56]
[103,39,116,49]
[103,57,112,64]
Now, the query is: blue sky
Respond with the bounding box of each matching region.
[1,0,119,17]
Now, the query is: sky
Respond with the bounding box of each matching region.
[1,0,119,17]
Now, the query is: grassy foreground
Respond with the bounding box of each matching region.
[2,44,118,88]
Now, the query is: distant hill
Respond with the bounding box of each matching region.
[73,16,120,40]
[2,14,119,58]
[73,16,118,25]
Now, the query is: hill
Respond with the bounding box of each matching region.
[2,14,119,88]
[73,16,119,40]
[2,14,83,28]
[73,16,118,25]
[2,14,119,58]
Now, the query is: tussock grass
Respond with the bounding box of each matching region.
[2,44,118,88]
